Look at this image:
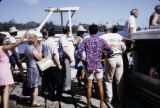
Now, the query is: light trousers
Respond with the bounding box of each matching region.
[104,54,123,102]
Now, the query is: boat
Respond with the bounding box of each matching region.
[123,28,160,108]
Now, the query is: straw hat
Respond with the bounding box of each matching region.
[77,25,86,32]
[9,26,18,33]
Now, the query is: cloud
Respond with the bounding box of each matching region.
[19,0,40,4]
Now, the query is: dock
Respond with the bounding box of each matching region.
[9,78,112,108]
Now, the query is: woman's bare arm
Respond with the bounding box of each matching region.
[152,14,158,25]
[73,36,81,46]
[33,50,42,61]
[2,31,27,51]
[2,39,23,51]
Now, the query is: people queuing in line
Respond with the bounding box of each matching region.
[100,24,124,108]
[24,34,43,107]
[5,6,159,107]
[41,28,63,100]
[100,23,135,108]
[77,24,113,108]
[2,3,160,107]
[73,25,86,89]
[0,32,26,108]
[8,26,24,80]
[42,30,49,41]
[59,26,75,92]
[0,25,134,108]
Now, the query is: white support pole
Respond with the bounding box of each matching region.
[36,11,53,32]
[60,12,63,26]
[68,10,72,35]
[36,7,79,33]
[66,11,75,26]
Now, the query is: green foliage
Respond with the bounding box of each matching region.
[137,26,142,31]
[0,20,125,33]
[0,19,39,31]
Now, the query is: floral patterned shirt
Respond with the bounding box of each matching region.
[77,35,113,71]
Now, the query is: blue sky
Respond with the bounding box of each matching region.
[0,0,159,28]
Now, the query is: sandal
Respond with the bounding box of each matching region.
[31,103,43,107]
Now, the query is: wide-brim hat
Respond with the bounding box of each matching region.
[77,25,86,32]
[9,26,18,33]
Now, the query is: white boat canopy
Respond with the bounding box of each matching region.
[0,7,79,38]
[36,7,79,35]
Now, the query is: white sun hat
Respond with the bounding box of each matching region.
[77,25,87,32]
[9,26,18,33]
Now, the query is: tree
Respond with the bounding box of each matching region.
[26,21,39,29]
[72,25,77,33]
[137,26,141,31]
[98,24,106,32]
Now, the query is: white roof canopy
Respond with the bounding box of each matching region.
[36,7,79,35]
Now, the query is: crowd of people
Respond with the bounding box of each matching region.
[0,5,160,108]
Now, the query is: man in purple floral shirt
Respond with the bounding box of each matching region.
[77,24,113,108]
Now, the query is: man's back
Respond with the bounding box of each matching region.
[100,33,123,54]
[84,35,105,58]
[124,15,136,37]
[42,37,59,67]
[77,34,113,71]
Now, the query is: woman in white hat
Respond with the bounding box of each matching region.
[74,25,86,50]
[73,25,86,89]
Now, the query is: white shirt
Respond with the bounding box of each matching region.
[42,37,59,67]
[59,35,75,66]
[100,33,123,54]
[124,15,137,37]
[60,35,70,48]
[7,35,18,56]
[8,35,16,44]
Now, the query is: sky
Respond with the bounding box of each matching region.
[0,0,159,28]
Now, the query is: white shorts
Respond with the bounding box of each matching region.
[86,69,103,80]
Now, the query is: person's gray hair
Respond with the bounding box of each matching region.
[27,33,38,43]
[130,9,138,15]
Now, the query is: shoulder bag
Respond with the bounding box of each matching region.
[37,57,53,72]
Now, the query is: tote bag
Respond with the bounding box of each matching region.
[37,57,53,72]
